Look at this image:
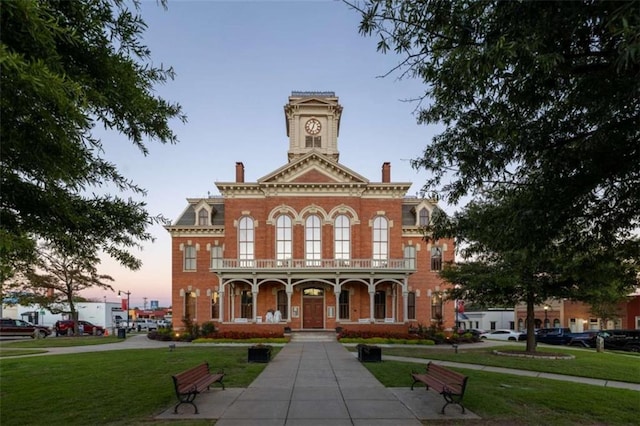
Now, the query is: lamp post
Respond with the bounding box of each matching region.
[544,305,549,327]
[118,290,131,334]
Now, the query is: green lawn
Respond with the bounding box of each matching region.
[364,360,640,425]
[0,346,275,426]
[358,344,640,384]
[1,342,638,425]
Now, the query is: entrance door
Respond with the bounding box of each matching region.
[303,297,324,328]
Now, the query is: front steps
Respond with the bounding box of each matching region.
[289,331,337,342]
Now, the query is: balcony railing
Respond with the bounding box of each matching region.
[212,258,414,272]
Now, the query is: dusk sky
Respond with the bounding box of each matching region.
[87,0,454,308]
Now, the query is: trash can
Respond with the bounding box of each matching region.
[117,328,126,339]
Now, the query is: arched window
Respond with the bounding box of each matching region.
[305,215,321,266]
[198,208,208,226]
[238,217,254,267]
[276,215,292,264]
[372,216,388,267]
[334,214,350,262]
[419,208,429,226]
[210,291,219,319]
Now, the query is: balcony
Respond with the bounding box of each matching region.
[211,258,414,275]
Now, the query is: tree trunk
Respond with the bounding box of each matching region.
[525,291,537,353]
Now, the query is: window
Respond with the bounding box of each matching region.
[184,291,196,320]
[431,292,443,321]
[210,291,219,319]
[339,290,350,320]
[374,290,386,319]
[210,246,223,269]
[305,135,321,147]
[490,321,496,330]
[241,290,252,319]
[305,215,321,266]
[430,246,442,271]
[303,288,324,296]
[372,216,388,266]
[238,217,254,267]
[404,246,416,269]
[334,214,350,262]
[276,215,292,264]
[198,208,208,226]
[184,245,196,271]
[277,290,288,319]
[419,208,429,226]
[408,292,416,320]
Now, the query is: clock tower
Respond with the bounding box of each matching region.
[284,91,343,162]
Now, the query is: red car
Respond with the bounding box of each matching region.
[0,318,51,338]
[54,320,105,336]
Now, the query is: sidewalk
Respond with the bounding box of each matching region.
[155,336,479,425]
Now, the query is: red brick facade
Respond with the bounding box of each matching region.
[165,92,455,333]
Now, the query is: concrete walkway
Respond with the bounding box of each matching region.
[155,333,479,425]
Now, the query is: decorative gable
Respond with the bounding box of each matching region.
[258,151,368,185]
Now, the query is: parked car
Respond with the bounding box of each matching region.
[479,329,526,341]
[157,319,172,329]
[594,329,640,352]
[535,327,576,345]
[566,331,599,347]
[116,318,135,331]
[457,328,485,338]
[0,318,51,338]
[133,318,158,332]
[54,320,105,336]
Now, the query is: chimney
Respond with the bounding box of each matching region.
[382,162,391,183]
[235,162,245,183]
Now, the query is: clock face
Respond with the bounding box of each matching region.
[305,118,321,135]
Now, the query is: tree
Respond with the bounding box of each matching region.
[351,1,640,351]
[0,0,186,279]
[436,192,638,351]
[18,242,114,336]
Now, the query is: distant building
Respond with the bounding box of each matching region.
[1,302,124,329]
[515,288,640,331]
[165,92,456,333]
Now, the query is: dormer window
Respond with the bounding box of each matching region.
[419,208,429,226]
[198,208,208,226]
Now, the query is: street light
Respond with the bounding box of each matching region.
[544,305,549,327]
[118,290,131,334]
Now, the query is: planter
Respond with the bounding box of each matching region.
[356,344,381,362]
[248,345,272,363]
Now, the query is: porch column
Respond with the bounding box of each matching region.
[391,284,397,321]
[402,290,409,322]
[230,285,235,322]
[334,283,341,324]
[252,281,259,321]
[286,291,293,323]
[369,291,375,321]
[218,289,225,322]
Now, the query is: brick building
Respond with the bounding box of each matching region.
[165,92,455,333]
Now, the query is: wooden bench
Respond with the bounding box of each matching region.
[172,362,225,414]
[410,362,468,414]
